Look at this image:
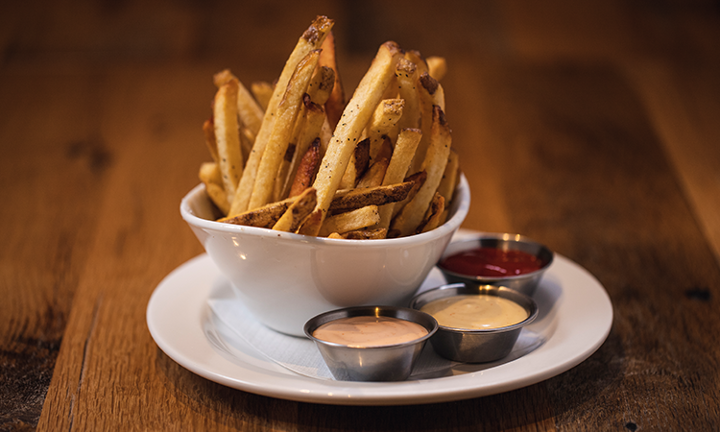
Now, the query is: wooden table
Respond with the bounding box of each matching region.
[3,1,719,430]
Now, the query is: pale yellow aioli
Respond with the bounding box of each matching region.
[421,295,528,330]
[312,316,428,348]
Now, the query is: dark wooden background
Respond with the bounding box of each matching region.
[1,0,719,430]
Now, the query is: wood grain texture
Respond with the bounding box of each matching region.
[0,0,718,430]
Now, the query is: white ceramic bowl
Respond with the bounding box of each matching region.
[180,175,471,336]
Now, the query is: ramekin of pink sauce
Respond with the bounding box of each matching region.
[304,306,438,381]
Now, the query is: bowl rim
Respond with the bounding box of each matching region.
[180,174,471,246]
[408,283,539,333]
[437,233,554,281]
[303,305,439,349]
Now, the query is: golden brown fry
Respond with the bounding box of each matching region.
[367,98,404,161]
[436,148,459,204]
[198,161,223,185]
[377,128,423,229]
[426,56,447,81]
[319,30,345,129]
[251,81,274,111]
[297,208,323,235]
[392,106,451,236]
[213,78,243,200]
[416,192,445,233]
[282,102,326,198]
[198,162,230,215]
[357,157,389,188]
[327,232,345,239]
[339,227,388,240]
[214,69,264,139]
[272,187,317,232]
[410,72,440,174]
[230,15,334,216]
[308,66,335,106]
[248,50,321,210]
[319,205,380,237]
[339,138,370,189]
[329,180,414,214]
[395,58,421,131]
[390,170,427,219]
[404,50,429,76]
[289,138,321,198]
[273,143,296,202]
[219,195,299,228]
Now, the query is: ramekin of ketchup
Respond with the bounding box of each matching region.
[437,234,553,296]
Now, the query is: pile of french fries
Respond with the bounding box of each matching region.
[198,15,461,239]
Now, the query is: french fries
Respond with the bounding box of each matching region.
[319,205,380,237]
[196,15,461,240]
[248,50,321,210]
[272,187,317,232]
[230,15,333,216]
[213,78,243,199]
[302,41,403,236]
[391,105,452,236]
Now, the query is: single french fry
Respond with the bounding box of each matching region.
[214,69,264,139]
[391,170,427,219]
[329,180,414,214]
[202,119,219,162]
[327,232,345,239]
[213,79,243,201]
[417,192,445,233]
[319,30,345,129]
[367,98,404,161]
[339,138,371,189]
[272,187,317,232]
[404,50,429,76]
[198,161,223,185]
[199,162,230,215]
[384,129,422,185]
[436,148,459,204]
[395,58,421,131]
[278,95,326,199]
[340,227,388,240]
[381,75,399,100]
[251,81,274,111]
[374,135,393,163]
[410,72,441,174]
[298,208,323,235]
[218,195,299,228]
[357,157,389,188]
[288,138,321,198]
[392,105,451,236]
[230,15,333,216]
[377,128,422,229]
[273,143,296,201]
[319,205,380,237]
[426,56,447,81]
[248,50,321,210]
[308,66,335,106]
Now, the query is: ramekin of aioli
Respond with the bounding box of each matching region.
[304,306,438,381]
[409,283,538,363]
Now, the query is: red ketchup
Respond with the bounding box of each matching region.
[440,247,543,277]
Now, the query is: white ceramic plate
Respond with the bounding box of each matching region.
[147,233,613,406]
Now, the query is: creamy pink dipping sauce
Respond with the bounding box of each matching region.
[312,316,428,348]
